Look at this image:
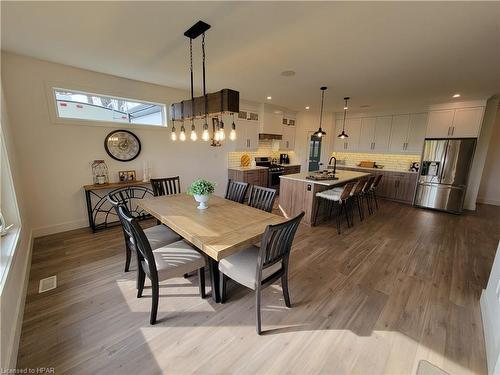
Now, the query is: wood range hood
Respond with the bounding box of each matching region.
[259,133,282,140]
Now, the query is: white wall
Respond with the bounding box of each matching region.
[0,86,33,368]
[1,52,234,237]
[478,104,500,206]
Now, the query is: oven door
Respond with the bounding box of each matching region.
[269,172,283,191]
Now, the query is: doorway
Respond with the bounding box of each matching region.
[308,134,322,171]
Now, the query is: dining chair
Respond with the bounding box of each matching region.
[150,176,181,197]
[225,179,249,204]
[218,212,304,334]
[247,185,277,213]
[107,194,181,272]
[314,181,356,234]
[118,205,207,325]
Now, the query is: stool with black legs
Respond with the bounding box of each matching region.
[369,174,383,210]
[362,176,376,215]
[314,181,356,234]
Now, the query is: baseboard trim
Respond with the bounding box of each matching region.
[3,230,33,369]
[477,198,500,207]
[32,218,88,238]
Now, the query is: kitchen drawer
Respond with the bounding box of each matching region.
[283,166,301,175]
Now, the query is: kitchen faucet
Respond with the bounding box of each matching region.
[328,156,337,175]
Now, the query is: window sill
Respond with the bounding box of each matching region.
[0,225,21,291]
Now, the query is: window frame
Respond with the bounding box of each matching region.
[45,82,170,130]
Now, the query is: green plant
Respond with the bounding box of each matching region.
[187,179,216,196]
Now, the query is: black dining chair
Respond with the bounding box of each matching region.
[107,194,181,272]
[247,185,277,213]
[225,179,249,204]
[117,205,207,325]
[150,176,181,197]
[218,212,304,334]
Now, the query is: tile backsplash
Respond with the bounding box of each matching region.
[331,151,420,172]
[228,140,297,167]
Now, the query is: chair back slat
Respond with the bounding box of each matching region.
[248,186,277,213]
[340,182,356,201]
[372,174,383,189]
[258,212,304,269]
[107,194,134,240]
[362,176,376,193]
[117,205,157,276]
[151,177,181,196]
[225,179,249,203]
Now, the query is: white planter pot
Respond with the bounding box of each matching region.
[193,194,210,210]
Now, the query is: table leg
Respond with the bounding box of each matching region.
[208,258,221,303]
[85,190,96,232]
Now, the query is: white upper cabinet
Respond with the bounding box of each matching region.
[426,110,455,138]
[406,113,427,152]
[389,114,410,152]
[280,124,296,150]
[389,113,427,153]
[358,117,376,151]
[452,107,484,138]
[262,110,283,134]
[426,107,483,138]
[334,118,362,151]
[373,116,392,151]
[232,115,259,151]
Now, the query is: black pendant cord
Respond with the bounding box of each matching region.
[319,89,325,130]
[202,32,208,126]
[190,38,195,127]
[342,97,349,131]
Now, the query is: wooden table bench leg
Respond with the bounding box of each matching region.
[208,258,221,303]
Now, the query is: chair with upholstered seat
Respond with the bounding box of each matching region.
[107,194,182,272]
[118,205,206,325]
[225,179,249,203]
[247,185,277,213]
[332,178,368,222]
[218,212,304,334]
[314,182,356,234]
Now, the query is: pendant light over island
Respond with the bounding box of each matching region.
[337,97,350,139]
[313,86,328,138]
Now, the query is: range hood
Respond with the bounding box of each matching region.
[259,133,282,140]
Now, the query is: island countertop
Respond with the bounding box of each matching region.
[279,170,371,186]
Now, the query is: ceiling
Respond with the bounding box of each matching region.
[2,1,500,112]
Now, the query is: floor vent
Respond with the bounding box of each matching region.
[38,275,57,293]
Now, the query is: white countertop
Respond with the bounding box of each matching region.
[228,166,268,171]
[279,170,370,186]
[337,165,418,174]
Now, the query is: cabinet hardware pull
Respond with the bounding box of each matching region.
[447,127,451,136]
[452,127,455,136]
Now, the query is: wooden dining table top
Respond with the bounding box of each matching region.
[138,193,286,261]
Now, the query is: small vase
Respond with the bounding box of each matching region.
[193,194,210,210]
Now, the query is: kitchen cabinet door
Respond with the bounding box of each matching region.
[406,113,427,153]
[426,110,454,138]
[358,117,376,151]
[451,107,483,138]
[389,114,410,153]
[246,120,260,150]
[373,116,392,151]
[280,125,295,150]
[345,118,362,151]
[234,119,248,151]
[262,111,283,134]
[334,119,346,151]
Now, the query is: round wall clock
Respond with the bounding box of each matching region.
[104,130,141,162]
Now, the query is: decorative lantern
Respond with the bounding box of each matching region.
[91,160,109,185]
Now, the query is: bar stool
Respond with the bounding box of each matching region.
[331,178,368,222]
[369,174,383,210]
[362,176,376,215]
[314,182,356,234]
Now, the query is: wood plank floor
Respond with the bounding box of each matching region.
[17,200,500,374]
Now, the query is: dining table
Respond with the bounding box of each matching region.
[138,193,286,302]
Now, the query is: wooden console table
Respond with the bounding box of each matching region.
[83,181,154,232]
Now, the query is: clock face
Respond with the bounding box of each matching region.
[104,130,141,162]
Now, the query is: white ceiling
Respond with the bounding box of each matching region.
[2,1,500,111]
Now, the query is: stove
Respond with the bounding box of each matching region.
[255,157,284,191]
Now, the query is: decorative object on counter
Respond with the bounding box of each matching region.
[91,160,109,185]
[0,213,14,237]
[306,170,339,181]
[313,86,328,138]
[240,154,251,167]
[142,160,152,182]
[187,179,216,209]
[338,97,350,139]
[409,161,420,172]
[104,130,141,161]
[169,20,239,146]
[118,170,136,182]
[359,161,376,168]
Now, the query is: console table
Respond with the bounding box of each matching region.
[83,181,154,232]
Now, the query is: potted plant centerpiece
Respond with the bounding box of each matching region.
[187,179,216,210]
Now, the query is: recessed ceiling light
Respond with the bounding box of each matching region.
[305,106,310,110]
[452,93,461,98]
[266,96,272,100]
[281,70,296,77]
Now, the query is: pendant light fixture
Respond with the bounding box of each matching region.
[313,86,328,138]
[229,113,237,141]
[337,97,350,139]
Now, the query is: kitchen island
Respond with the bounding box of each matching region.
[279,170,370,226]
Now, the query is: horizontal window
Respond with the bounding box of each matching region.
[53,88,167,127]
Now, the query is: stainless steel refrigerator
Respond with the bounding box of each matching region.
[414,138,476,213]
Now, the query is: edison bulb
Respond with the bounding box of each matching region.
[190,129,197,141]
[171,131,177,141]
[179,129,186,141]
[229,129,236,141]
[219,128,226,141]
[214,130,221,142]
[202,128,210,141]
